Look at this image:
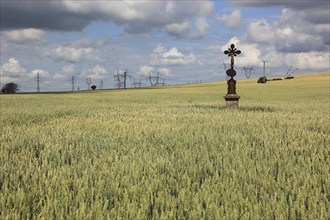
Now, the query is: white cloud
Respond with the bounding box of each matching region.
[83,64,108,79]
[0,58,51,88]
[62,64,75,75]
[165,17,209,39]
[247,19,275,43]
[43,38,106,63]
[0,58,27,78]
[193,17,210,39]
[53,64,76,80]
[150,44,197,66]
[70,37,109,48]
[99,1,213,38]
[3,28,45,43]
[165,21,190,36]
[285,52,330,70]
[247,8,329,53]
[222,34,329,74]
[63,1,145,21]
[54,46,94,63]
[217,9,242,30]
[53,73,67,80]
[48,46,100,63]
[138,65,154,76]
[158,67,172,76]
[152,44,166,54]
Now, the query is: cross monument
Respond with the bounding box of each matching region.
[224,44,241,110]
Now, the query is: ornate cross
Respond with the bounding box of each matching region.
[224,44,241,76]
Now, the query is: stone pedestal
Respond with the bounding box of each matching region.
[224,94,240,110]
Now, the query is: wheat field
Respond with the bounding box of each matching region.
[0,73,329,219]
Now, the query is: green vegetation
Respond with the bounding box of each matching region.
[1,73,329,219]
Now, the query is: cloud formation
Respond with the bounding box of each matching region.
[1,1,213,39]
[246,8,329,53]
[0,58,27,78]
[43,38,107,63]
[54,46,94,63]
[2,28,45,43]
[0,58,53,88]
[138,65,172,77]
[138,65,154,76]
[229,0,329,9]
[150,44,197,66]
[158,67,172,77]
[53,64,76,80]
[217,9,242,30]
[165,17,210,39]
[83,65,108,80]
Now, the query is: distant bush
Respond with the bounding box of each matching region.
[272,78,284,81]
[257,77,267,83]
[285,76,294,79]
[2,83,19,94]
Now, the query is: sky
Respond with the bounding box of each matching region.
[1,0,329,92]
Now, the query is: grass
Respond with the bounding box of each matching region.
[0,73,329,219]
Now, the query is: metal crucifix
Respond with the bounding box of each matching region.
[223,44,241,109]
[224,44,241,79]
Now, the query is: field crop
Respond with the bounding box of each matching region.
[0,73,329,219]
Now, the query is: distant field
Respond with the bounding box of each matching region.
[0,73,329,219]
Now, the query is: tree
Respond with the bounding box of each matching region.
[257,77,267,84]
[91,85,97,90]
[2,83,19,94]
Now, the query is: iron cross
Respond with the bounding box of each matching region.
[224,44,241,70]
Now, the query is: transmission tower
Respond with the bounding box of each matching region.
[131,79,144,88]
[114,69,132,89]
[160,78,166,86]
[86,77,92,90]
[71,76,76,91]
[123,71,128,89]
[146,72,163,86]
[100,80,104,90]
[114,69,123,89]
[241,67,255,79]
[35,72,41,93]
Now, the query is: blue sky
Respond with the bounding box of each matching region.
[1,0,329,92]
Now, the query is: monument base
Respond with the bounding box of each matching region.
[224,94,240,110]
